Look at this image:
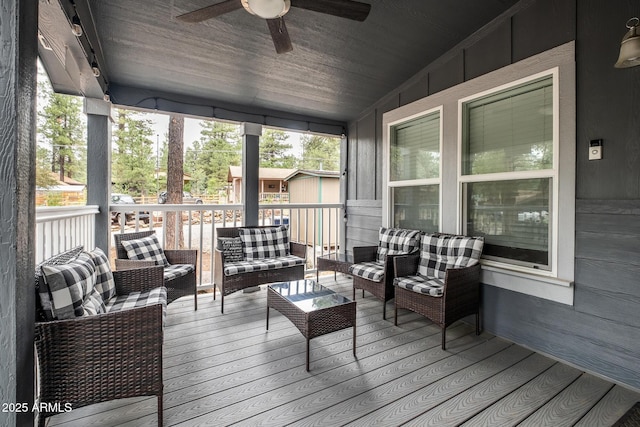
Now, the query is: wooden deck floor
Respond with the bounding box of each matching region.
[48,275,640,427]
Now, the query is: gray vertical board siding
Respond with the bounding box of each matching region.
[399,75,428,107]
[428,52,465,95]
[464,19,513,81]
[0,0,38,425]
[345,200,381,252]
[576,0,640,200]
[355,111,376,200]
[512,0,576,62]
[347,122,358,201]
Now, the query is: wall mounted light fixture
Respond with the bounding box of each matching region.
[615,17,640,68]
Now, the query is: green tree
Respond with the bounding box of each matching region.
[112,110,156,196]
[260,129,297,168]
[184,121,241,195]
[38,85,86,183]
[300,135,340,171]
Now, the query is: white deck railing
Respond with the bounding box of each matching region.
[111,202,344,290]
[35,205,100,264]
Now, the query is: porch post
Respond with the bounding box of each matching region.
[0,0,37,425]
[85,99,112,253]
[240,123,262,226]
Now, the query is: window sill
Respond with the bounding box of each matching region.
[481,263,574,305]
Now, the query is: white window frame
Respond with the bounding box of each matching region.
[458,69,558,274]
[382,41,575,305]
[384,107,443,230]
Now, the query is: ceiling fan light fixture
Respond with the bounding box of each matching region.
[241,0,290,19]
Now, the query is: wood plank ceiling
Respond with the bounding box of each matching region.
[40,0,519,123]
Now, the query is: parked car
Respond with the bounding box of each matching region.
[111,193,150,224]
[157,191,203,204]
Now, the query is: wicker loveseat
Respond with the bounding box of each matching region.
[34,246,166,427]
[114,230,198,309]
[214,225,306,313]
[349,227,422,319]
[393,233,484,349]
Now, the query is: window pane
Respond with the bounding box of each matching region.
[390,112,440,181]
[462,76,553,175]
[393,185,439,233]
[465,178,550,268]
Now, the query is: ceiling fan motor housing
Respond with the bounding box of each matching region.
[242,0,291,19]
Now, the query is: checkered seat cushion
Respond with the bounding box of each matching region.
[164,264,195,281]
[349,261,385,282]
[223,255,305,276]
[395,275,445,297]
[105,286,168,320]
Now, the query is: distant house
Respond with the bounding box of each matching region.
[227,166,296,203]
[36,174,86,206]
[285,170,340,249]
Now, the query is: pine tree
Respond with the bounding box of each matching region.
[259,129,297,168]
[184,121,241,195]
[38,84,86,183]
[300,134,340,171]
[112,110,156,196]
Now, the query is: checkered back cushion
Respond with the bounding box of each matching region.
[418,234,484,280]
[121,234,169,267]
[239,226,289,260]
[217,236,244,262]
[41,251,101,320]
[376,227,422,262]
[88,247,116,302]
[35,245,84,321]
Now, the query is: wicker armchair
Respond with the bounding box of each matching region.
[34,248,165,427]
[115,230,198,309]
[392,234,484,350]
[349,227,422,319]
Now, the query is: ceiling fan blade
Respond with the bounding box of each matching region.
[267,18,293,54]
[291,0,371,22]
[176,0,243,23]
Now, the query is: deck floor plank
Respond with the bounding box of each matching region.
[46,274,640,427]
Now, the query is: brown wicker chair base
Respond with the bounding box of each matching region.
[394,263,481,350]
[352,275,394,320]
[35,254,164,427]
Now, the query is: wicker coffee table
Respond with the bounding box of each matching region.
[266,279,356,371]
[316,252,353,282]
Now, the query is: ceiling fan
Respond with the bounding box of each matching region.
[176,0,371,54]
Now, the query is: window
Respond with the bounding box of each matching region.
[382,42,575,304]
[387,110,441,233]
[461,75,555,270]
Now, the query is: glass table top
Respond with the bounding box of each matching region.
[317,252,353,263]
[268,280,352,313]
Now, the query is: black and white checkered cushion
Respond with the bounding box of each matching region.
[217,236,244,262]
[88,247,116,302]
[41,251,100,319]
[376,227,422,263]
[239,226,289,260]
[418,234,484,280]
[395,275,445,297]
[105,286,167,320]
[35,245,84,321]
[223,255,304,276]
[164,264,195,281]
[121,234,169,267]
[349,261,385,283]
[82,289,107,315]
